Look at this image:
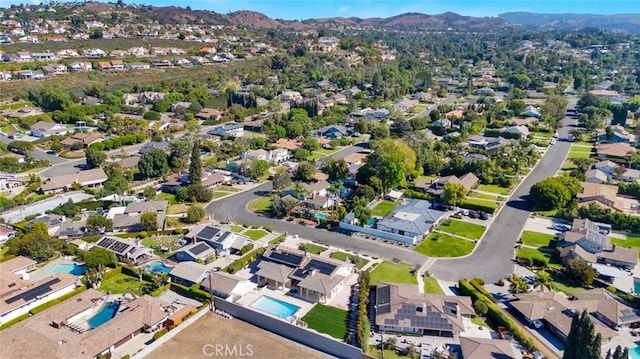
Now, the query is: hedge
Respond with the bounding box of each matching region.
[121,264,156,283]
[458,279,535,351]
[515,255,549,268]
[469,278,497,303]
[0,313,29,330]
[102,266,123,281]
[151,283,170,297]
[458,200,497,214]
[268,234,286,245]
[115,229,177,239]
[29,286,88,315]
[153,328,168,341]
[224,248,265,274]
[170,282,211,302]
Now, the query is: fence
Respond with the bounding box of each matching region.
[214,298,363,359]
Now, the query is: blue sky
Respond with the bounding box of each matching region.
[28,1,640,19]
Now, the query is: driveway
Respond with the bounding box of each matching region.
[428,97,578,282]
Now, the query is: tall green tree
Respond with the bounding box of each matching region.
[563,310,602,359]
[443,182,467,206]
[140,211,158,232]
[169,139,191,171]
[189,140,202,185]
[85,146,107,169]
[138,149,169,179]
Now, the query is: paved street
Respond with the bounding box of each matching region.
[428,97,578,282]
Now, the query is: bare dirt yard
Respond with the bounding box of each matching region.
[147,312,331,359]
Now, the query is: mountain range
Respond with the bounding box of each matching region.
[76,3,640,34]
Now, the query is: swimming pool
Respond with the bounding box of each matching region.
[250,296,300,318]
[88,302,120,329]
[143,261,172,274]
[50,263,88,276]
[315,212,328,220]
[628,346,640,359]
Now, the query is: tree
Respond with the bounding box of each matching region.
[293,148,311,161]
[302,137,319,152]
[443,182,467,206]
[405,345,418,359]
[294,162,316,182]
[567,258,596,286]
[354,119,368,134]
[353,196,372,226]
[530,177,571,210]
[186,206,206,223]
[272,193,297,218]
[83,247,116,269]
[473,299,489,316]
[322,158,349,181]
[140,211,158,232]
[84,267,103,288]
[143,186,157,199]
[509,275,529,294]
[138,149,169,179]
[358,139,418,192]
[189,140,202,185]
[86,215,113,234]
[384,337,397,350]
[606,346,629,359]
[534,270,553,292]
[249,159,270,180]
[50,141,63,153]
[169,139,191,171]
[8,140,34,155]
[563,310,601,359]
[272,167,291,192]
[507,73,531,89]
[85,146,107,169]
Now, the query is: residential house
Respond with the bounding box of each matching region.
[162,169,227,193]
[301,180,330,198]
[459,337,516,359]
[110,50,130,58]
[209,123,244,138]
[128,62,150,70]
[505,125,530,138]
[584,169,609,184]
[174,242,216,263]
[83,48,106,57]
[510,291,617,343]
[592,160,619,176]
[557,218,638,270]
[523,105,541,118]
[30,52,57,61]
[0,71,12,81]
[243,149,270,161]
[427,173,479,197]
[40,168,108,194]
[114,155,141,169]
[98,60,125,71]
[597,125,636,143]
[0,289,168,358]
[315,125,350,139]
[0,173,23,193]
[202,271,257,302]
[112,200,167,232]
[27,214,66,236]
[270,148,290,164]
[0,225,17,243]
[184,225,250,256]
[577,182,624,212]
[0,256,77,325]
[196,108,223,121]
[127,46,149,56]
[280,91,302,102]
[256,245,354,303]
[69,61,92,72]
[14,70,44,80]
[94,235,153,263]
[41,64,67,75]
[618,168,640,183]
[596,143,636,161]
[168,261,209,286]
[374,282,474,336]
[56,49,79,58]
[139,141,171,155]
[393,98,419,113]
[60,132,102,149]
[55,220,87,239]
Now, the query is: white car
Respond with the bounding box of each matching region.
[553,132,559,138]
[550,138,556,145]
[532,320,544,329]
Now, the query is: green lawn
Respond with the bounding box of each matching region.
[371,200,399,217]
[561,161,578,170]
[0,246,15,263]
[230,224,245,233]
[211,192,230,199]
[157,192,177,205]
[533,203,558,217]
[469,191,502,200]
[370,261,418,286]
[437,219,486,240]
[516,246,553,263]
[244,229,268,241]
[611,235,640,257]
[569,145,593,152]
[567,151,592,159]
[423,276,445,294]
[215,186,241,192]
[549,271,585,295]
[247,196,272,214]
[302,304,347,339]
[574,141,595,146]
[415,233,476,257]
[330,251,370,269]
[100,273,154,296]
[302,243,328,254]
[308,152,326,160]
[461,197,498,211]
[521,231,556,248]
[368,347,413,359]
[477,184,510,195]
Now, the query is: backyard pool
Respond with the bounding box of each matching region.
[634,278,640,294]
[143,261,172,274]
[314,212,328,220]
[629,346,640,359]
[50,263,87,276]
[250,296,300,318]
[88,301,120,329]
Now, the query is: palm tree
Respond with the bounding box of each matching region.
[534,270,553,292]
[293,181,308,210]
[509,275,529,294]
[327,182,344,213]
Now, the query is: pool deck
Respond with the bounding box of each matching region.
[236,287,315,321]
[29,257,80,281]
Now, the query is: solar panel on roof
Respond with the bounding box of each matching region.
[198,226,219,240]
[97,237,115,248]
[304,259,336,275]
[5,278,62,304]
[190,242,211,256]
[268,251,304,266]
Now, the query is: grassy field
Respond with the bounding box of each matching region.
[516,246,553,263]
[424,276,445,294]
[100,273,153,296]
[569,145,593,152]
[521,231,556,248]
[329,251,370,269]
[247,196,272,214]
[370,261,418,286]
[216,186,241,193]
[303,243,328,254]
[167,204,188,214]
[461,197,498,211]
[211,192,230,199]
[611,235,640,257]
[244,229,268,241]
[567,151,592,159]
[437,219,486,240]
[477,184,510,195]
[415,233,475,257]
[231,224,245,233]
[561,161,578,170]
[0,246,15,263]
[157,192,177,205]
[469,192,503,200]
[302,304,348,340]
[371,200,399,217]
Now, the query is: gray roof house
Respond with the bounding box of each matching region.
[168,261,209,287]
[174,242,216,263]
[375,199,447,243]
[112,200,167,232]
[184,225,250,256]
[201,271,257,302]
[94,235,152,264]
[40,168,108,194]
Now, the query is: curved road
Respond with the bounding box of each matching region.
[429,98,578,282]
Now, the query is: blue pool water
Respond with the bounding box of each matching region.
[251,296,300,318]
[143,261,171,274]
[634,278,640,294]
[88,302,120,329]
[50,264,87,276]
[629,346,640,359]
[315,212,328,220]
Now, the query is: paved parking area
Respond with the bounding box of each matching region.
[523,216,567,236]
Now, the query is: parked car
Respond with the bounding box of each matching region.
[451,213,463,219]
[531,320,544,329]
[523,275,535,284]
[550,138,556,145]
[551,223,570,232]
[468,210,479,218]
[479,212,489,220]
[458,209,469,216]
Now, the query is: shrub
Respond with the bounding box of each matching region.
[264,225,273,233]
[138,231,148,238]
[153,328,168,341]
[469,278,496,303]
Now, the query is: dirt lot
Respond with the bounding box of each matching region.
[147,312,331,359]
